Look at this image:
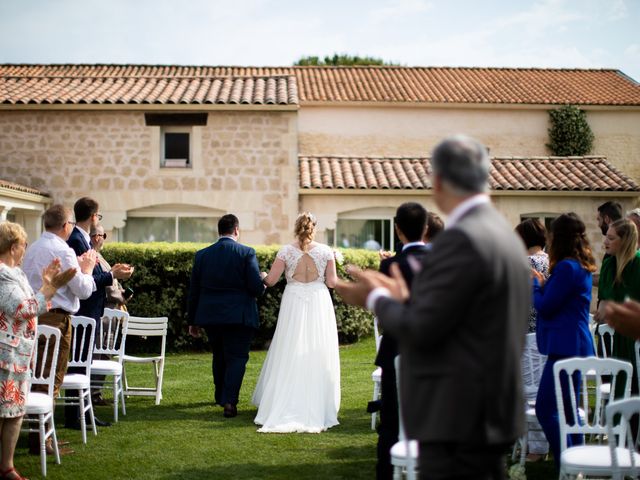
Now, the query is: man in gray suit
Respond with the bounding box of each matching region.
[337,135,530,480]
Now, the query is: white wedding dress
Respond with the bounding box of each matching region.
[252,243,341,433]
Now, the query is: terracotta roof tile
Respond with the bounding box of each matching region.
[299,156,640,192]
[0,65,297,105]
[0,179,50,197]
[1,65,639,105]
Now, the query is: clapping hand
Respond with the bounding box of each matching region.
[335,263,410,308]
[78,250,97,274]
[112,263,134,280]
[40,258,76,300]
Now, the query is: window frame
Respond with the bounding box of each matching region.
[160,126,192,168]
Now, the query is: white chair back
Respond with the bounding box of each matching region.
[126,316,168,342]
[31,325,61,397]
[596,324,615,358]
[521,333,546,401]
[554,357,632,453]
[606,397,640,480]
[95,307,129,358]
[634,340,640,393]
[394,355,417,480]
[69,315,96,376]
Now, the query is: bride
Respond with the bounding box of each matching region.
[252,212,340,433]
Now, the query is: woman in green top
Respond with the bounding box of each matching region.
[597,218,640,396]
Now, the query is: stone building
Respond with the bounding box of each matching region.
[1,64,639,257]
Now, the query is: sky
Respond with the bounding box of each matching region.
[1,0,639,81]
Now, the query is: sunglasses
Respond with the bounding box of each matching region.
[94,213,103,221]
[92,233,107,239]
[66,221,77,227]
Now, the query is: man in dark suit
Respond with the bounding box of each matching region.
[375,202,429,480]
[67,197,132,427]
[337,135,530,480]
[188,214,265,418]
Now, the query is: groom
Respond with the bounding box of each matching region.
[188,214,265,418]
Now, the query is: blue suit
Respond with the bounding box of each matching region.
[188,237,264,406]
[533,258,595,470]
[67,227,113,321]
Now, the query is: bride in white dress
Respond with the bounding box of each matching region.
[252,212,340,433]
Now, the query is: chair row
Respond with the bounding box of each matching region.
[25,310,168,476]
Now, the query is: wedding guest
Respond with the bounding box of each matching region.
[89,223,134,407]
[337,135,531,480]
[514,217,550,463]
[626,208,640,248]
[515,218,549,333]
[22,204,96,455]
[423,211,443,248]
[90,225,131,311]
[0,221,75,478]
[595,201,622,289]
[533,213,596,471]
[375,203,429,479]
[597,201,623,236]
[595,218,640,398]
[67,197,131,428]
[252,212,340,433]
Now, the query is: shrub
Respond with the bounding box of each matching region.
[102,243,379,351]
[546,105,594,156]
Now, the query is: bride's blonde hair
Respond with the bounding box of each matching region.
[294,212,317,252]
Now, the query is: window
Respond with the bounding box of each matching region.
[520,213,558,232]
[145,113,207,169]
[336,219,393,251]
[161,127,191,168]
[117,204,223,243]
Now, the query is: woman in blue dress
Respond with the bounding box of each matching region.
[532,213,596,470]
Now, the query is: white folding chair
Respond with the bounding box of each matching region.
[512,333,547,465]
[58,315,97,444]
[24,325,61,477]
[595,324,616,417]
[121,316,168,405]
[634,339,640,392]
[91,307,128,422]
[371,316,382,430]
[554,357,633,480]
[390,355,418,480]
[606,397,640,480]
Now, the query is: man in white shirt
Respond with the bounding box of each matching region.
[22,205,96,401]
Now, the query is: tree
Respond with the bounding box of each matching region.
[546,105,594,156]
[294,54,400,66]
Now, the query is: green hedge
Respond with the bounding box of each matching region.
[102,243,379,352]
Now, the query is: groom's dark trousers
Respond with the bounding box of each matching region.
[205,325,254,406]
[188,236,265,407]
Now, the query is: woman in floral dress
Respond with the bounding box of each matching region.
[0,222,74,480]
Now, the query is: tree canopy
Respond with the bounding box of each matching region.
[294,54,400,66]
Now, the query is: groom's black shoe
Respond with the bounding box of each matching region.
[223,403,237,418]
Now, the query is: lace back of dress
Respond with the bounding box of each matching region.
[292,252,319,284]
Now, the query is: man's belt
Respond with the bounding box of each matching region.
[49,308,71,315]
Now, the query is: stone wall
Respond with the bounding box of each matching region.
[0,109,298,244]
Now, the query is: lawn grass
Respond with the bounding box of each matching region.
[14,334,559,479]
[15,337,379,479]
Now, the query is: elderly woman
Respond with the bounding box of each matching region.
[0,222,74,480]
